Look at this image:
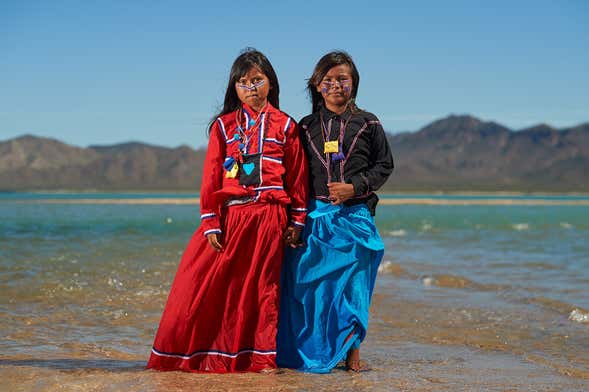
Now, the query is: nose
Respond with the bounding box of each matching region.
[323,80,346,91]
[241,80,265,91]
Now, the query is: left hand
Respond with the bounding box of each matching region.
[283,225,304,248]
[327,182,355,205]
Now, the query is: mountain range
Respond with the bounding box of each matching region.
[1,115,588,192]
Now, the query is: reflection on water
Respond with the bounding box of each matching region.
[1,199,589,390]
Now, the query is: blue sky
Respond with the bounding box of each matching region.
[1,0,588,148]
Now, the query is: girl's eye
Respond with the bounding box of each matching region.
[320,79,350,88]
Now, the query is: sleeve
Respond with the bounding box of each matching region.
[199,118,226,236]
[282,119,308,228]
[349,120,394,195]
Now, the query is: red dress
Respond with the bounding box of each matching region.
[147,103,308,372]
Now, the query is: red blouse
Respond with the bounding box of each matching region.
[199,103,308,236]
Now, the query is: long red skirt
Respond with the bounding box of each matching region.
[147,202,287,372]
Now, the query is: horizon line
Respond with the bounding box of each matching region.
[3,113,588,149]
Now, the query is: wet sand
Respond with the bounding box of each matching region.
[2,272,588,391]
[1,343,586,392]
[1,326,586,391]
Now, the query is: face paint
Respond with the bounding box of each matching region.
[317,64,354,113]
[236,79,266,91]
[320,79,351,91]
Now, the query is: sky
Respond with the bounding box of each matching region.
[1,0,588,148]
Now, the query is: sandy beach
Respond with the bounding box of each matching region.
[2,343,586,392]
[2,274,587,391]
[2,273,588,392]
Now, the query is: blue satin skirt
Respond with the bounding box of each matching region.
[277,199,384,373]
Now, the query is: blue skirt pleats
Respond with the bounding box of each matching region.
[277,200,384,373]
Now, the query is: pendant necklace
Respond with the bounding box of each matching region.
[224,104,267,179]
[234,104,267,154]
[320,110,350,162]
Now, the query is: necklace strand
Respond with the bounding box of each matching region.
[234,104,268,154]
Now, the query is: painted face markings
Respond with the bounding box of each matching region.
[236,79,266,91]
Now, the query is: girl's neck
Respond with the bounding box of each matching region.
[325,102,348,115]
[247,99,268,113]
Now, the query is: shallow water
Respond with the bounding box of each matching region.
[1,194,588,391]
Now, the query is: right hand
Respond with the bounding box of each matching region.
[206,233,223,252]
[283,225,304,248]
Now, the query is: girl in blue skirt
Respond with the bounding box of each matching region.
[277,51,394,372]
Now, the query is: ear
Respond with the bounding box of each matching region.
[316,84,322,93]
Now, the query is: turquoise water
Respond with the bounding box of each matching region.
[1,193,588,387]
[0,192,199,200]
[377,204,589,308]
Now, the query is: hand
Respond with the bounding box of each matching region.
[206,233,223,252]
[283,225,304,248]
[327,182,355,205]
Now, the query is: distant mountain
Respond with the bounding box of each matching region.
[388,115,589,191]
[0,135,206,191]
[1,115,588,191]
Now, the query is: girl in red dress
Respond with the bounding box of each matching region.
[147,48,308,373]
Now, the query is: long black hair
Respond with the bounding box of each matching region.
[307,50,360,113]
[208,48,280,134]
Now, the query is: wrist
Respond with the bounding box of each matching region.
[349,176,367,196]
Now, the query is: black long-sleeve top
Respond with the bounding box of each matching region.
[299,105,394,215]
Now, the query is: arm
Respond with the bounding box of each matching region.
[200,119,226,249]
[349,120,394,195]
[282,120,309,245]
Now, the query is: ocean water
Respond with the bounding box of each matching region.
[1,194,588,391]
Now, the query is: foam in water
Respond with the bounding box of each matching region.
[387,229,406,237]
[512,223,529,231]
[107,277,124,289]
[378,260,403,275]
[560,222,573,229]
[421,223,433,231]
[568,309,589,324]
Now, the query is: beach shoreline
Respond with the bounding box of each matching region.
[2,339,587,392]
[7,197,589,206]
[3,190,589,195]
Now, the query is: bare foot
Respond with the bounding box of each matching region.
[345,348,361,372]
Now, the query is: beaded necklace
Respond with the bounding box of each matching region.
[233,103,267,154]
[319,109,350,162]
[223,104,268,179]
